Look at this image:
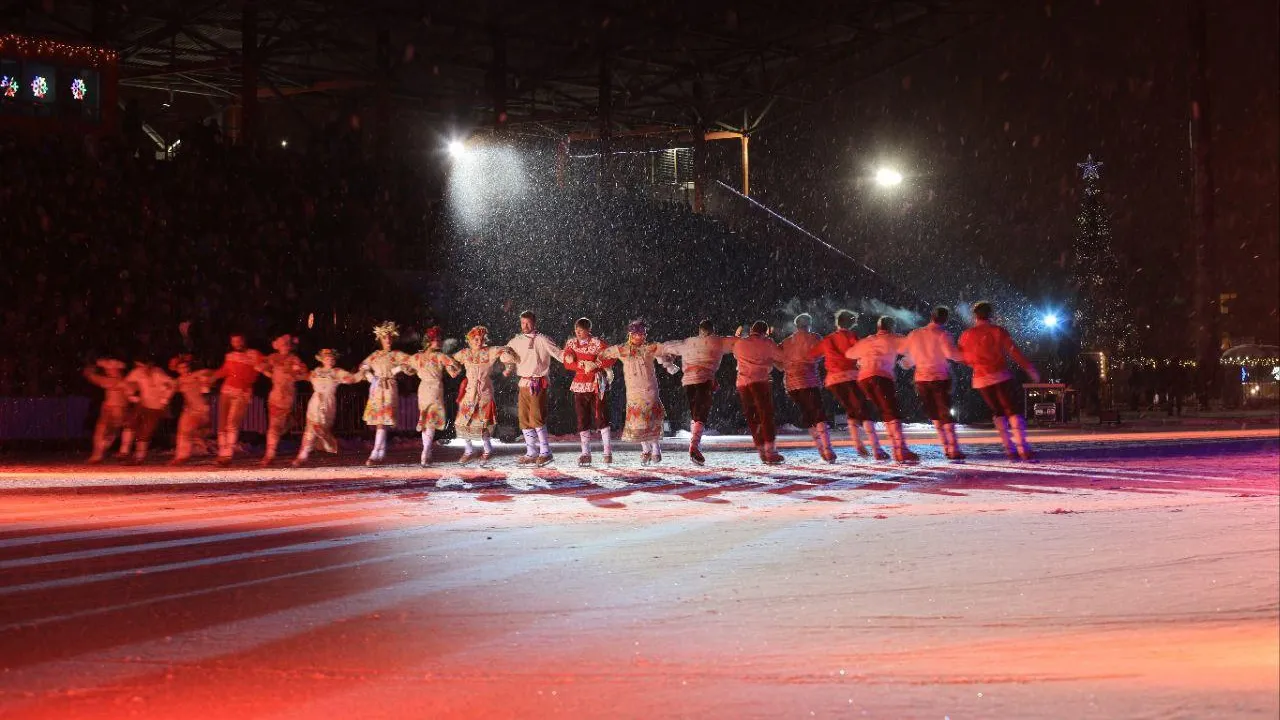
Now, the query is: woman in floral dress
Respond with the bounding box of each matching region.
[168,354,216,465]
[404,326,459,466]
[259,334,310,466]
[449,326,517,465]
[356,321,410,466]
[292,349,359,467]
[599,320,679,465]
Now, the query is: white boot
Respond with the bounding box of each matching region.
[863,421,887,460]
[815,422,835,462]
[1008,415,1033,461]
[600,427,613,463]
[420,429,435,466]
[993,416,1017,459]
[518,429,538,463]
[944,423,965,460]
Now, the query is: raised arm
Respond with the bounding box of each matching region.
[1004,329,1040,382]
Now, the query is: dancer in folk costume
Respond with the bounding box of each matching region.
[212,333,263,465]
[121,358,177,463]
[659,319,735,465]
[405,326,459,466]
[731,321,785,464]
[83,358,130,463]
[449,326,518,464]
[169,354,217,465]
[901,306,966,461]
[845,316,918,463]
[503,311,566,466]
[356,321,411,466]
[599,320,678,465]
[561,317,618,466]
[780,313,837,463]
[292,349,360,467]
[957,301,1040,461]
[260,334,310,466]
[809,309,885,459]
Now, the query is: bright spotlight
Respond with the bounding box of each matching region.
[875,167,904,187]
[447,140,467,158]
[1042,313,1060,329]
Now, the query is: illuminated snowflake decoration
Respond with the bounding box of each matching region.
[0,76,16,99]
[30,75,48,99]
[70,77,87,101]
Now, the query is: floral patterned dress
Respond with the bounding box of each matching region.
[175,370,216,451]
[451,346,513,440]
[406,350,456,432]
[600,342,670,442]
[358,349,410,427]
[304,367,357,453]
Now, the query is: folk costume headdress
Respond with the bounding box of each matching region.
[372,321,400,342]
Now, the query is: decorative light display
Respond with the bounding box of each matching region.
[1070,152,1135,363]
[30,75,48,99]
[70,77,87,101]
[0,34,118,67]
[0,75,16,98]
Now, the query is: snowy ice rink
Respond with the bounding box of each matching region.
[0,428,1276,719]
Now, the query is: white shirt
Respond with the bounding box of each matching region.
[901,322,961,382]
[845,331,907,382]
[504,332,564,381]
[125,365,176,410]
[659,335,734,386]
[779,329,822,391]
[731,334,781,387]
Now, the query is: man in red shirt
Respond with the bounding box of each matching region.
[957,301,1041,461]
[809,310,884,459]
[212,332,263,465]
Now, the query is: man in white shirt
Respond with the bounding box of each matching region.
[659,318,734,465]
[902,306,965,460]
[122,358,177,464]
[846,316,918,463]
[504,310,566,465]
[732,321,784,464]
[779,313,836,462]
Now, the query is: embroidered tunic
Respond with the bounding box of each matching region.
[562,336,616,395]
[406,350,456,432]
[262,352,309,410]
[600,342,673,442]
[451,346,513,440]
[358,349,410,426]
[176,370,215,423]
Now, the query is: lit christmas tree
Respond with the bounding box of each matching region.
[1070,154,1134,363]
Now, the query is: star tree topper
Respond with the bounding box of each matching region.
[1077,154,1103,181]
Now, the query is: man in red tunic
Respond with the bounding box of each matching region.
[957,301,1041,461]
[562,317,617,465]
[809,310,883,459]
[212,332,263,466]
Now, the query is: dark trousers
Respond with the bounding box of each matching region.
[915,379,953,422]
[573,392,609,432]
[858,376,900,422]
[978,379,1018,417]
[737,382,776,445]
[684,382,714,424]
[787,387,827,428]
[828,381,869,424]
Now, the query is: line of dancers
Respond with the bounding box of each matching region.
[82,301,1040,468]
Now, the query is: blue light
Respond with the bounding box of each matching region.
[1042,313,1060,329]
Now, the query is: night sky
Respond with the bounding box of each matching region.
[750,0,1278,356]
